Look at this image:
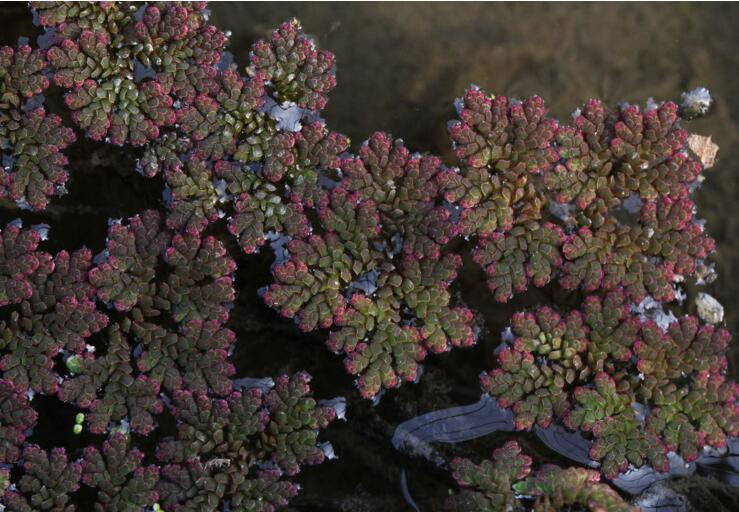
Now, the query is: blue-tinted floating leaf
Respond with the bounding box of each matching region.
[667,452,695,477]
[265,97,306,132]
[392,395,514,463]
[400,469,420,512]
[613,465,665,496]
[534,424,597,467]
[320,441,337,460]
[696,444,727,466]
[319,397,347,421]
[613,453,694,495]
[632,401,648,427]
[635,481,688,512]
[347,269,379,296]
[232,377,275,393]
[695,438,739,486]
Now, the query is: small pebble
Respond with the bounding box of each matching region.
[696,292,724,324]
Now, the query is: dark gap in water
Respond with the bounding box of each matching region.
[25,395,98,453]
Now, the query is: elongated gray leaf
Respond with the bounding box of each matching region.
[613,453,695,495]
[534,424,597,467]
[635,481,688,512]
[392,395,514,463]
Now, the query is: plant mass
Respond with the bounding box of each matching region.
[0,1,734,510]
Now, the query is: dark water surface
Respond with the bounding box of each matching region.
[2,2,739,510]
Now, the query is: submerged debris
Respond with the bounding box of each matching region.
[680,87,713,121]
[696,292,724,324]
[688,133,719,169]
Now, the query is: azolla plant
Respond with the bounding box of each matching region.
[1,2,343,509]
[263,133,475,398]
[460,87,737,480]
[442,89,713,304]
[0,0,735,510]
[481,295,737,477]
[0,212,337,511]
[0,44,75,209]
[446,441,636,511]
